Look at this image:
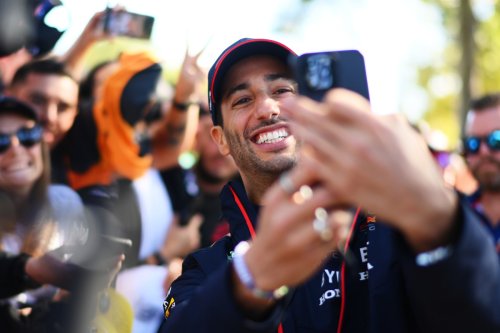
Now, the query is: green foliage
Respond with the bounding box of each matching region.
[475,2,500,94]
[422,94,460,149]
[416,0,500,148]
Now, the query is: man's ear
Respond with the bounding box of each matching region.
[210,126,230,156]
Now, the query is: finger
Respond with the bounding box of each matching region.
[264,161,322,204]
[283,89,374,141]
[187,214,204,229]
[193,39,210,59]
[265,186,338,239]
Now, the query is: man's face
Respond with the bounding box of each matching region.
[465,106,500,192]
[210,55,298,180]
[9,73,79,148]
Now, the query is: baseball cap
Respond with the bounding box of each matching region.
[208,38,296,125]
[0,95,38,121]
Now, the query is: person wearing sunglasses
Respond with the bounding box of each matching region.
[0,95,96,332]
[463,92,500,255]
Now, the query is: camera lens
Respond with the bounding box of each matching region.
[305,54,334,90]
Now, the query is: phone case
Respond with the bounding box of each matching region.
[290,50,370,101]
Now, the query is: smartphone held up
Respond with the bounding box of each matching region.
[290,50,370,102]
[102,8,155,39]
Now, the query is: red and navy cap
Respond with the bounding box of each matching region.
[208,38,296,125]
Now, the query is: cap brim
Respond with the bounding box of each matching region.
[0,96,38,121]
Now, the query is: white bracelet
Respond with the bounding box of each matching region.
[232,241,289,300]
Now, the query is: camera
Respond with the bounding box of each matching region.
[290,50,370,102]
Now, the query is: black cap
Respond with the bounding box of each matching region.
[208,38,296,125]
[0,95,38,121]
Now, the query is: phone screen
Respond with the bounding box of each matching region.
[103,10,155,39]
[290,50,370,102]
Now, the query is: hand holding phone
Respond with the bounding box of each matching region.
[289,50,370,102]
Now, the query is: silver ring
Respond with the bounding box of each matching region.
[278,173,296,195]
[313,207,332,242]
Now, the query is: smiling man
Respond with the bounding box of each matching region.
[210,54,297,203]
[159,38,500,333]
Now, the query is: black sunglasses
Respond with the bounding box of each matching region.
[0,125,43,154]
[463,129,500,155]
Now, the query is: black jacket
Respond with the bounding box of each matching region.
[160,178,500,333]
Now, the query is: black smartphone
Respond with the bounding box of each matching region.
[289,50,370,102]
[103,8,155,39]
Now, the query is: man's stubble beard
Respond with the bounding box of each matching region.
[472,156,500,192]
[225,129,298,181]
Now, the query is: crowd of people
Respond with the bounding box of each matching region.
[0,1,499,333]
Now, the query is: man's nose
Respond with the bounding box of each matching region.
[42,104,58,126]
[478,140,493,155]
[255,96,280,120]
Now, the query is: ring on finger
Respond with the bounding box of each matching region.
[312,207,332,242]
[292,185,313,204]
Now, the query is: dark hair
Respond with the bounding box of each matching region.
[10,57,76,88]
[470,92,500,112]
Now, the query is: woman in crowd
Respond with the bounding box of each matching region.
[0,95,89,332]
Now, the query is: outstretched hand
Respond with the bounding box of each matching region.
[280,88,458,251]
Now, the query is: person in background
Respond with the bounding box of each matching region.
[0,95,111,332]
[7,59,79,149]
[6,58,80,185]
[159,102,239,298]
[159,38,500,333]
[416,121,477,194]
[64,49,204,333]
[162,103,239,250]
[462,92,500,254]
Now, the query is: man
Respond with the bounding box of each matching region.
[162,105,239,250]
[158,38,500,333]
[6,58,78,149]
[190,106,239,247]
[463,93,500,254]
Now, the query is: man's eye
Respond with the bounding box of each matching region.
[233,97,251,106]
[58,104,70,113]
[275,87,295,95]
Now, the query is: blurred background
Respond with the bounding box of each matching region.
[47,0,498,151]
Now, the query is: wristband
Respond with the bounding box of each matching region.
[172,99,194,112]
[232,241,289,300]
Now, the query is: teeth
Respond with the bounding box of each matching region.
[256,128,289,144]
